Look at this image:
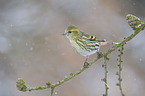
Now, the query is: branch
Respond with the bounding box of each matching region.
[102,56,109,96]
[116,45,125,96]
[16,14,145,95]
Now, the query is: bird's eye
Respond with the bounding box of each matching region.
[68,31,72,33]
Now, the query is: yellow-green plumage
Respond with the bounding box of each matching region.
[63,26,108,58]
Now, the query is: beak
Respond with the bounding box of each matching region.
[62,29,68,36]
[62,32,66,36]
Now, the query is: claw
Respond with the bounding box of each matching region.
[83,61,89,68]
[97,52,103,57]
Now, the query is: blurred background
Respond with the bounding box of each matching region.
[0,0,145,96]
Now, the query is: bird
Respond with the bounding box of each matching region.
[63,25,108,67]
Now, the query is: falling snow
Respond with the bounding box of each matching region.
[30,47,33,51]
[0,0,145,96]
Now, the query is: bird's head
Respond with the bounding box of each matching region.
[63,26,81,40]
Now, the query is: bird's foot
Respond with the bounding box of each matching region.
[83,61,89,68]
[97,52,103,58]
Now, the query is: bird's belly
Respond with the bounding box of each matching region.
[70,40,98,57]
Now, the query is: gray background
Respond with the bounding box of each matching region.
[0,0,145,96]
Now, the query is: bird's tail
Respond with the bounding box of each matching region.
[99,39,109,45]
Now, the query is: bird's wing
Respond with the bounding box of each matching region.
[80,32,108,45]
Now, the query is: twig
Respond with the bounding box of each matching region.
[116,45,125,96]
[50,87,54,96]
[16,14,145,96]
[102,56,109,96]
